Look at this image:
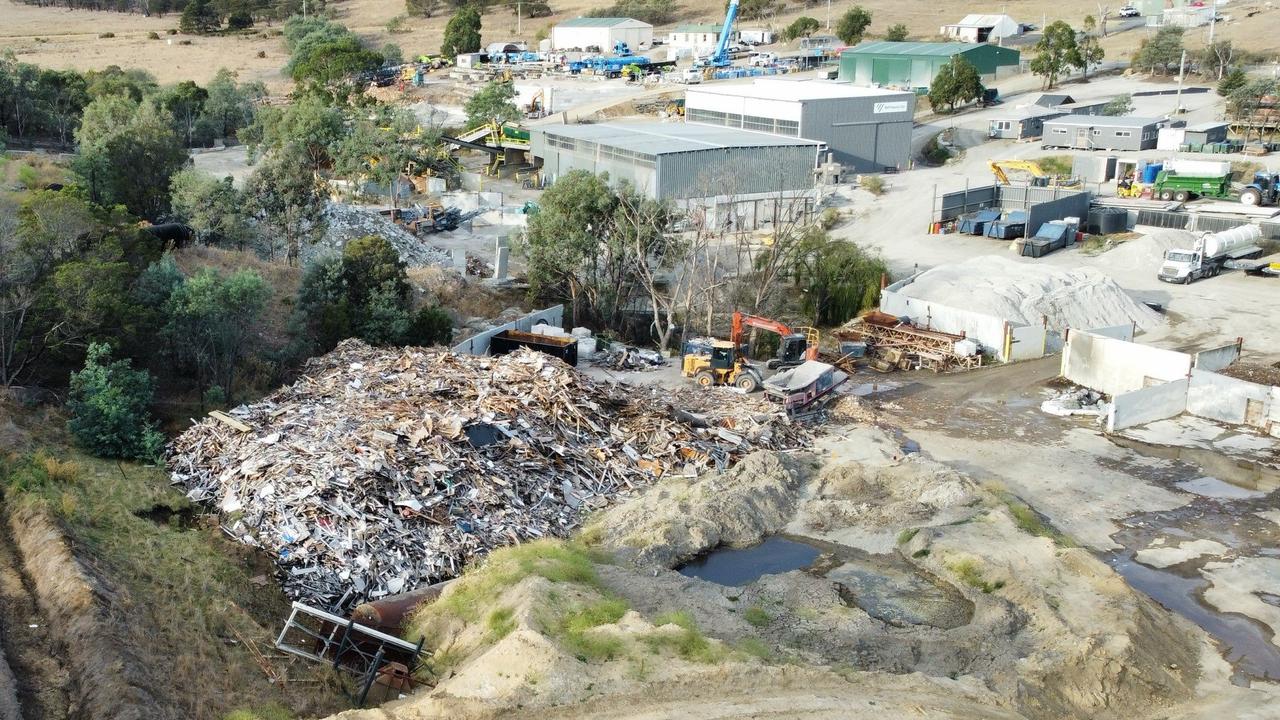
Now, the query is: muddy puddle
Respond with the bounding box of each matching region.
[678,537,821,586]
[1102,436,1280,685]
[1108,551,1280,685]
[1110,435,1280,494]
[824,554,973,629]
[679,536,973,629]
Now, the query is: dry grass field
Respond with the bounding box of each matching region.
[1,0,1277,91]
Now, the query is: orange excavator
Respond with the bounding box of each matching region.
[681,312,820,392]
[732,312,820,370]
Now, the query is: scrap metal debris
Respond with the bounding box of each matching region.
[592,345,668,371]
[169,340,807,610]
[1041,387,1109,418]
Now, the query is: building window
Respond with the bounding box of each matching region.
[1091,129,1102,136]
[1115,130,1132,137]
[995,121,1011,130]
[1051,128,1067,135]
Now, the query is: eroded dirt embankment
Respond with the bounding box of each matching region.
[7,503,160,720]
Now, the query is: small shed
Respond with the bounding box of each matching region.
[1056,100,1109,116]
[668,23,735,51]
[939,14,1021,43]
[989,105,1066,140]
[1033,93,1075,108]
[1041,115,1164,151]
[1184,122,1229,145]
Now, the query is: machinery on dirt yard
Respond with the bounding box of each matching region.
[732,312,819,370]
[988,160,1082,189]
[680,312,818,392]
[1158,225,1264,284]
[681,340,764,392]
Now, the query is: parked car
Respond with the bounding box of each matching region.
[1118,6,1140,17]
[748,52,777,67]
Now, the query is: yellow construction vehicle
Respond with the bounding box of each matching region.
[1116,177,1145,198]
[681,340,763,392]
[988,160,1083,189]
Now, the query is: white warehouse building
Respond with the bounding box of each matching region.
[551,17,653,51]
[684,79,916,173]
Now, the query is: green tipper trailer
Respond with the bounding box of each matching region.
[1151,170,1232,202]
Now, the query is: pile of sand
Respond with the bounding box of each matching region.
[1101,229,1198,272]
[900,256,1163,333]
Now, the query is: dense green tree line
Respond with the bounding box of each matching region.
[0,56,263,150]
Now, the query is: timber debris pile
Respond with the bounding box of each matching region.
[168,340,807,609]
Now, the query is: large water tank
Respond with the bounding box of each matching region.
[1142,163,1164,184]
[1201,224,1262,257]
[1087,207,1129,235]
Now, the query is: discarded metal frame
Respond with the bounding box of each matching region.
[276,601,426,707]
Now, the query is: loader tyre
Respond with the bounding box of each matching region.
[735,373,760,393]
[694,370,716,388]
[1241,188,1262,206]
[1174,190,1190,202]
[1159,189,1173,201]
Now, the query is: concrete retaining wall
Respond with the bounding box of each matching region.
[1107,378,1189,432]
[1060,330,1192,396]
[1186,369,1272,427]
[452,305,565,356]
[1193,341,1242,372]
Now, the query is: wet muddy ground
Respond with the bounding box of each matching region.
[864,358,1280,685]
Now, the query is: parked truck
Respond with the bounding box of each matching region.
[1158,225,1264,284]
[1151,169,1233,202]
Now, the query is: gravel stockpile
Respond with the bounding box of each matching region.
[303,203,453,268]
[900,256,1163,332]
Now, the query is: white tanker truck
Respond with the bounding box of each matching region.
[1157,225,1264,284]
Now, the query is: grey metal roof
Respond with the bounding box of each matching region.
[844,40,989,56]
[557,17,646,28]
[1033,93,1074,107]
[1043,115,1163,127]
[536,122,822,156]
[1186,121,1228,131]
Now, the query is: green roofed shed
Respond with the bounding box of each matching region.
[839,41,1020,90]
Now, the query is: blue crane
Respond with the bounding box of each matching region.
[694,0,739,68]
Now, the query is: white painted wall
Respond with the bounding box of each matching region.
[1060,331,1192,396]
[1186,369,1272,427]
[684,90,803,122]
[1107,378,1189,432]
[1089,323,1136,342]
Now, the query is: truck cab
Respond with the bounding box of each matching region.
[1159,249,1206,284]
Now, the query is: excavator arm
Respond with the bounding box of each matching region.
[731,312,819,361]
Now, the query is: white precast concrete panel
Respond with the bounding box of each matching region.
[1186,369,1273,427]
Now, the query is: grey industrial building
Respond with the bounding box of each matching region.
[683,79,915,172]
[988,106,1066,140]
[530,122,822,199]
[1041,115,1165,151]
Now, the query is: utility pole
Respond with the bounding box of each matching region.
[1207,0,1216,45]
[826,0,831,31]
[1175,48,1187,114]
[517,0,522,35]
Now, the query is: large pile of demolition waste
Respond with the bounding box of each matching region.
[169,340,808,609]
[303,203,452,268]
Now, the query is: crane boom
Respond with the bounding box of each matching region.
[711,0,739,64]
[695,0,739,68]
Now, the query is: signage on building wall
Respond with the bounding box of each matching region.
[873,101,909,114]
